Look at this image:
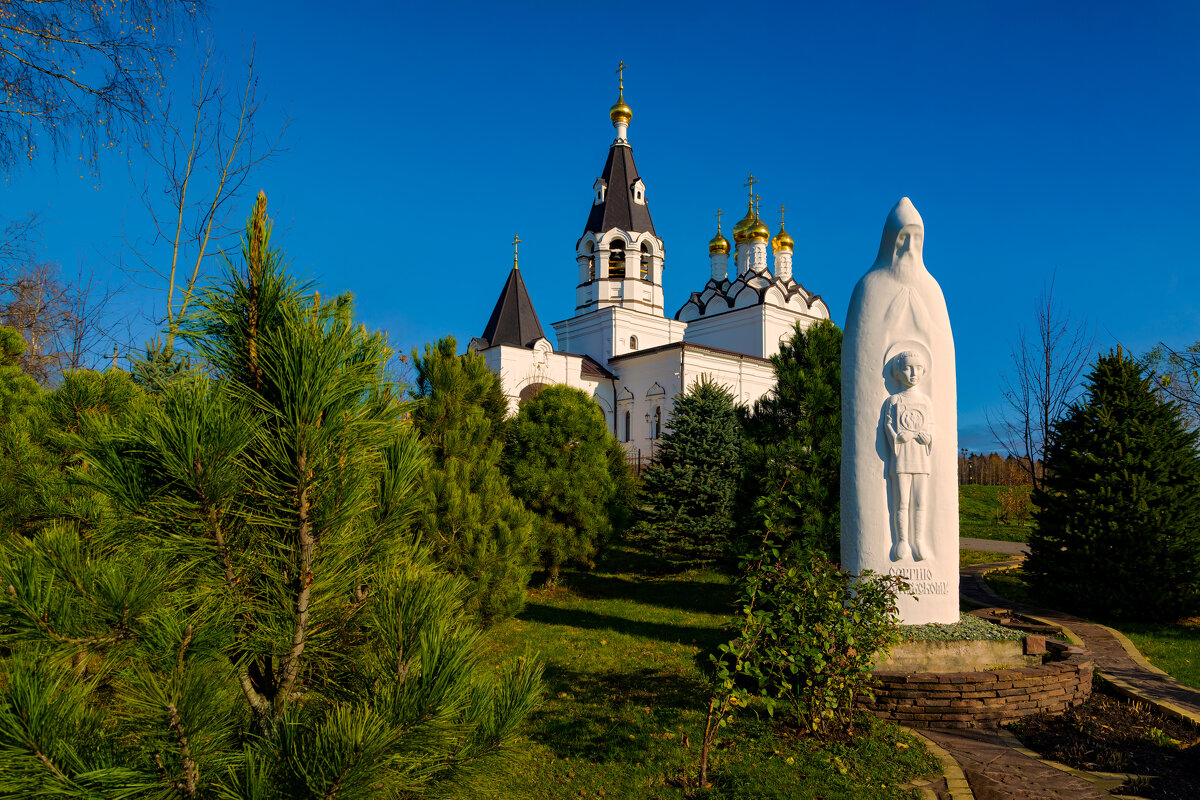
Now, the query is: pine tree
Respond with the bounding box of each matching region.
[409,336,536,624]
[739,319,843,560]
[0,327,40,424]
[1028,349,1200,621]
[506,385,629,581]
[0,194,542,797]
[0,331,143,539]
[636,376,742,560]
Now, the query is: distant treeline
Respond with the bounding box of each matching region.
[958,452,1041,486]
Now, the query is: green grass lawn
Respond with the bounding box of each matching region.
[1114,622,1200,690]
[982,568,1200,690]
[482,546,939,799]
[959,548,1019,567]
[959,485,1033,543]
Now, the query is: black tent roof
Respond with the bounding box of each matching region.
[479,267,546,349]
[583,142,656,237]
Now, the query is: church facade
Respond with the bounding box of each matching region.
[470,77,830,464]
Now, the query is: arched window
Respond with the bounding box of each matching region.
[588,257,595,281]
[623,411,630,442]
[518,383,550,404]
[609,240,626,278]
[629,335,638,350]
[652,406,662,439]
[640,242,651,280]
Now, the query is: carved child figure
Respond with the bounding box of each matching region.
[883,350,934,561]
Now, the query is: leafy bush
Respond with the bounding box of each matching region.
[997,485,1032,524]
[1029,349,1200,621]
[701,526,907,783]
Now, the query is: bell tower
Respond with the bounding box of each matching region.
[573,62,666,317]
[555,65,686,365]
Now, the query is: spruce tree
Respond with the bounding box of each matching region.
[1028,349,1200,621]
[0,194,542,797]
[739,319,843,560]
[636,376,742,560]
[506,385,629,581]
[409,336,536,624]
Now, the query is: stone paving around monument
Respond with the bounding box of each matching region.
[915,558,1200,799]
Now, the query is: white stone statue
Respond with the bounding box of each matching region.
[841,198,959,625]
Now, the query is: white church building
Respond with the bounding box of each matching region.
[470,76,830,464]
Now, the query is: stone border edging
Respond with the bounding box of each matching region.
[1097,622,1170,677]
[901,726,975,800]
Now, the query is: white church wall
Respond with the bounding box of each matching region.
[553,306,686,365]
[481,343,601,416]
[683,302,827,359]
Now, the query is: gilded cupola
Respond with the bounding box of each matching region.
[610,60,632,127]
[732,202,758,244]
[708,210,730,255]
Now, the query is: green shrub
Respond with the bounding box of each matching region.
[409,336,536,624]
[701,527,907,783]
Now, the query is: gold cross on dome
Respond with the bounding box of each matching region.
[779,204,787,226]
[616,60,627,92]
[715,208,723,231]
[512,234,520,269]
[743,173,759,200]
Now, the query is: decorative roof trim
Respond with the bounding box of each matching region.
[608,340,772,365]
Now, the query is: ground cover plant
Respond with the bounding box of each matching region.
[481,545,939,798]
[958,485,1032,543]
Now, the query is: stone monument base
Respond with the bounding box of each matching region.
[863,638,1093,729]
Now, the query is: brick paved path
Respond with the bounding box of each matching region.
[921,727,1109,800]
[961,562,1200,724]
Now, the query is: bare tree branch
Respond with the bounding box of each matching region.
[0,1,205,174]
[1142,341,1200,430]
[987,275,1093,492]
[125,39,288,343]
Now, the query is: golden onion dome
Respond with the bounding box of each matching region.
[732,205,757,244]
[772,225,794,252]
[708,231,730,255]
[747,217,770,243]
[609,91,633,126]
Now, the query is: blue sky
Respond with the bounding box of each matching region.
[4,1,1199,451]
